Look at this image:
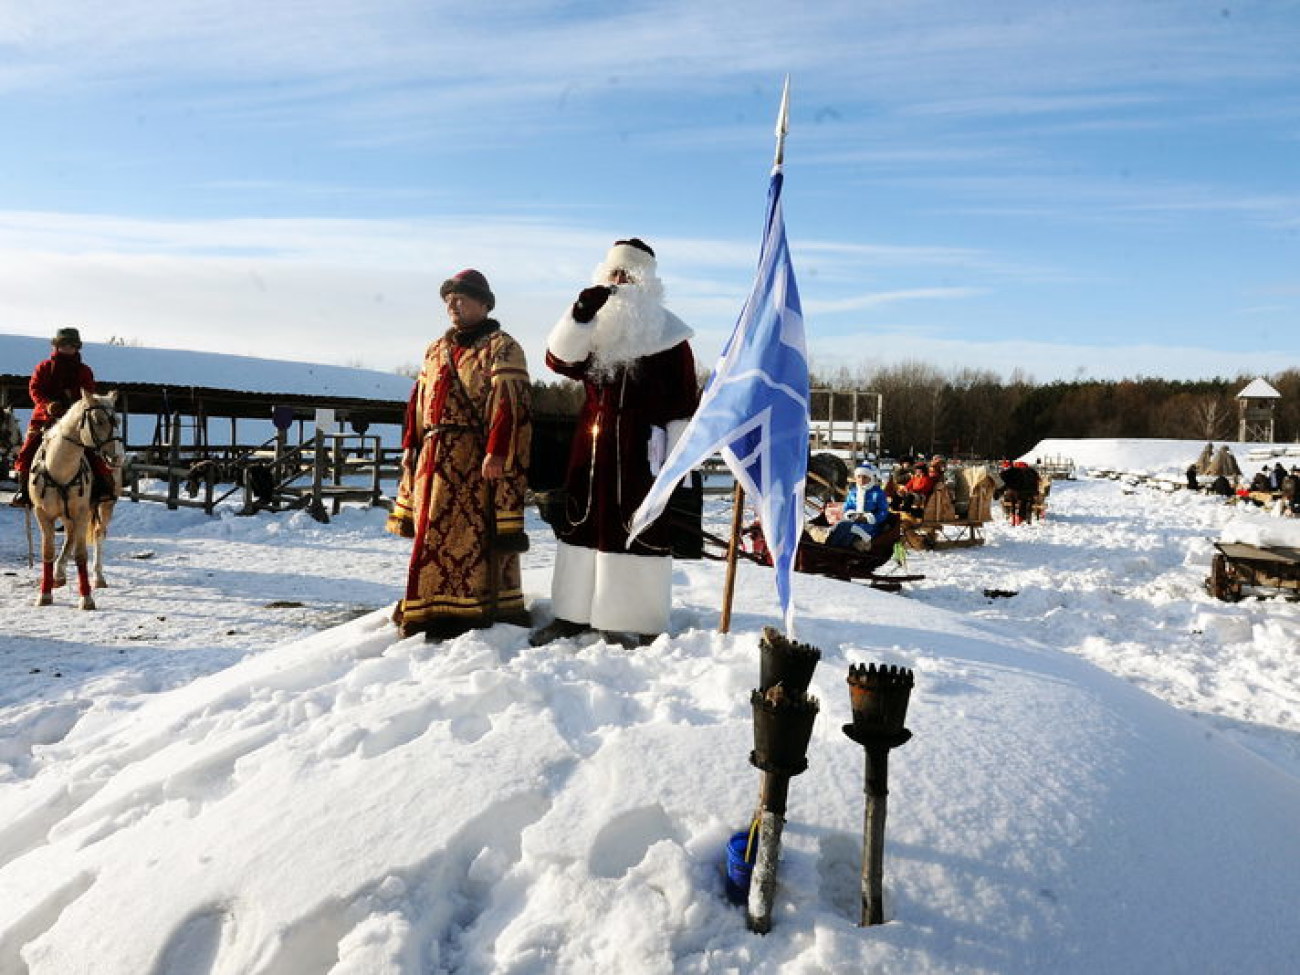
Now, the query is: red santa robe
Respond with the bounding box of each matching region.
[545,291,698,635]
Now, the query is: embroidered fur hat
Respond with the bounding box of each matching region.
[439,269,495,311]
[52,327,82,348]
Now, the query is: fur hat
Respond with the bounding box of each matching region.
[602,238,657,281]
[439,269,495,311]
[854,463,877,480]
[52,326,82,348]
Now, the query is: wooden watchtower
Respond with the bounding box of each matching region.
[1236,378,1281,443]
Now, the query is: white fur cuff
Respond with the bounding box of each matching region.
[547,312,594,364]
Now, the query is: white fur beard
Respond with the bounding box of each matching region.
[588,287,669,382]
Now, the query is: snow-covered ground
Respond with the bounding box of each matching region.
[2,457,1299,973]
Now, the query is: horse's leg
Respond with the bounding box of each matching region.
[91,501,113,588]
[70,513,95,610]
[53,523,72,587]
[34,511,56,606]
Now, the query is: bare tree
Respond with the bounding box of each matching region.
[1190,393,1233,440]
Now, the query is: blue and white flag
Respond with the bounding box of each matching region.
[628,166,809,634]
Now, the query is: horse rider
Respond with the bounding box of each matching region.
[10,327,117,508]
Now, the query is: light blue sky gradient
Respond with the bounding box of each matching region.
[1,0,1297,381]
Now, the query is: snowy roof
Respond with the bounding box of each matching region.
[0,333,413,402]
[1236,377,1281,399]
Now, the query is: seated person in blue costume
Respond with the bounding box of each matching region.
[827,463,891,549]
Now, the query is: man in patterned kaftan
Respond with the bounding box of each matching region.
[387,269,532,640]
[530,239,698,646]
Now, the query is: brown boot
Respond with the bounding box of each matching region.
[91,471,118,504]
[9,471,31,508]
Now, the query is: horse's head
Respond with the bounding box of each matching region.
[62,389,120,454]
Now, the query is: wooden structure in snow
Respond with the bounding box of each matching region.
[1208,542,1300,601]
[2,369,408,521]
[809,388,883,460]
[1236,378,1282,443]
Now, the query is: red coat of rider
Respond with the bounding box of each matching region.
[29,351,96,424]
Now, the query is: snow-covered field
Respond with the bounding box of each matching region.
[2,457,1299,974]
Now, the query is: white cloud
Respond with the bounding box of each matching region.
[0,210,754,373]
[808,331,1293,384]
[5,2,1298,131]
[804,287,984,316]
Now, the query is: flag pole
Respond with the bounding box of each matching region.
[719,481,746,633]
[718,76,790,636]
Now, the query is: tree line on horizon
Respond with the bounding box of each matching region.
[528,362,1300,461]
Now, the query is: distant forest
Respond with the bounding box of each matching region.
[529,363,1300,461]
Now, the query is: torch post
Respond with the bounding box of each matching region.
[843,663,914,926]
[745,626,821,933]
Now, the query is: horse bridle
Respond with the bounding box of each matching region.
[64,403,121,454]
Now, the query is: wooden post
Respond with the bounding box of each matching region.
[311,430,325,512]
[719,481,746,633]
[166,411,181,510]
[368,434,382,504]
[119,392,130,451]
[827,389,835,453]
[852,389,860,457]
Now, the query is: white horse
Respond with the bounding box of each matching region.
[30,391,120,609]
[54,427,124,591]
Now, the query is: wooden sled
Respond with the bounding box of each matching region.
[902,480,991,550]
[1207,541,1300,602]
[711,517,923,592]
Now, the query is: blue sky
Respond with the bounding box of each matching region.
[1,0,1298,382]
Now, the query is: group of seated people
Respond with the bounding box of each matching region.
[1246,463,1300,515]
[884,455,949,518]
[807,454,951,554]
[1187,462,1299,513]
[1248,463,1298,495]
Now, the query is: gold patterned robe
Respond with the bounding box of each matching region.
[387,322,531,638]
